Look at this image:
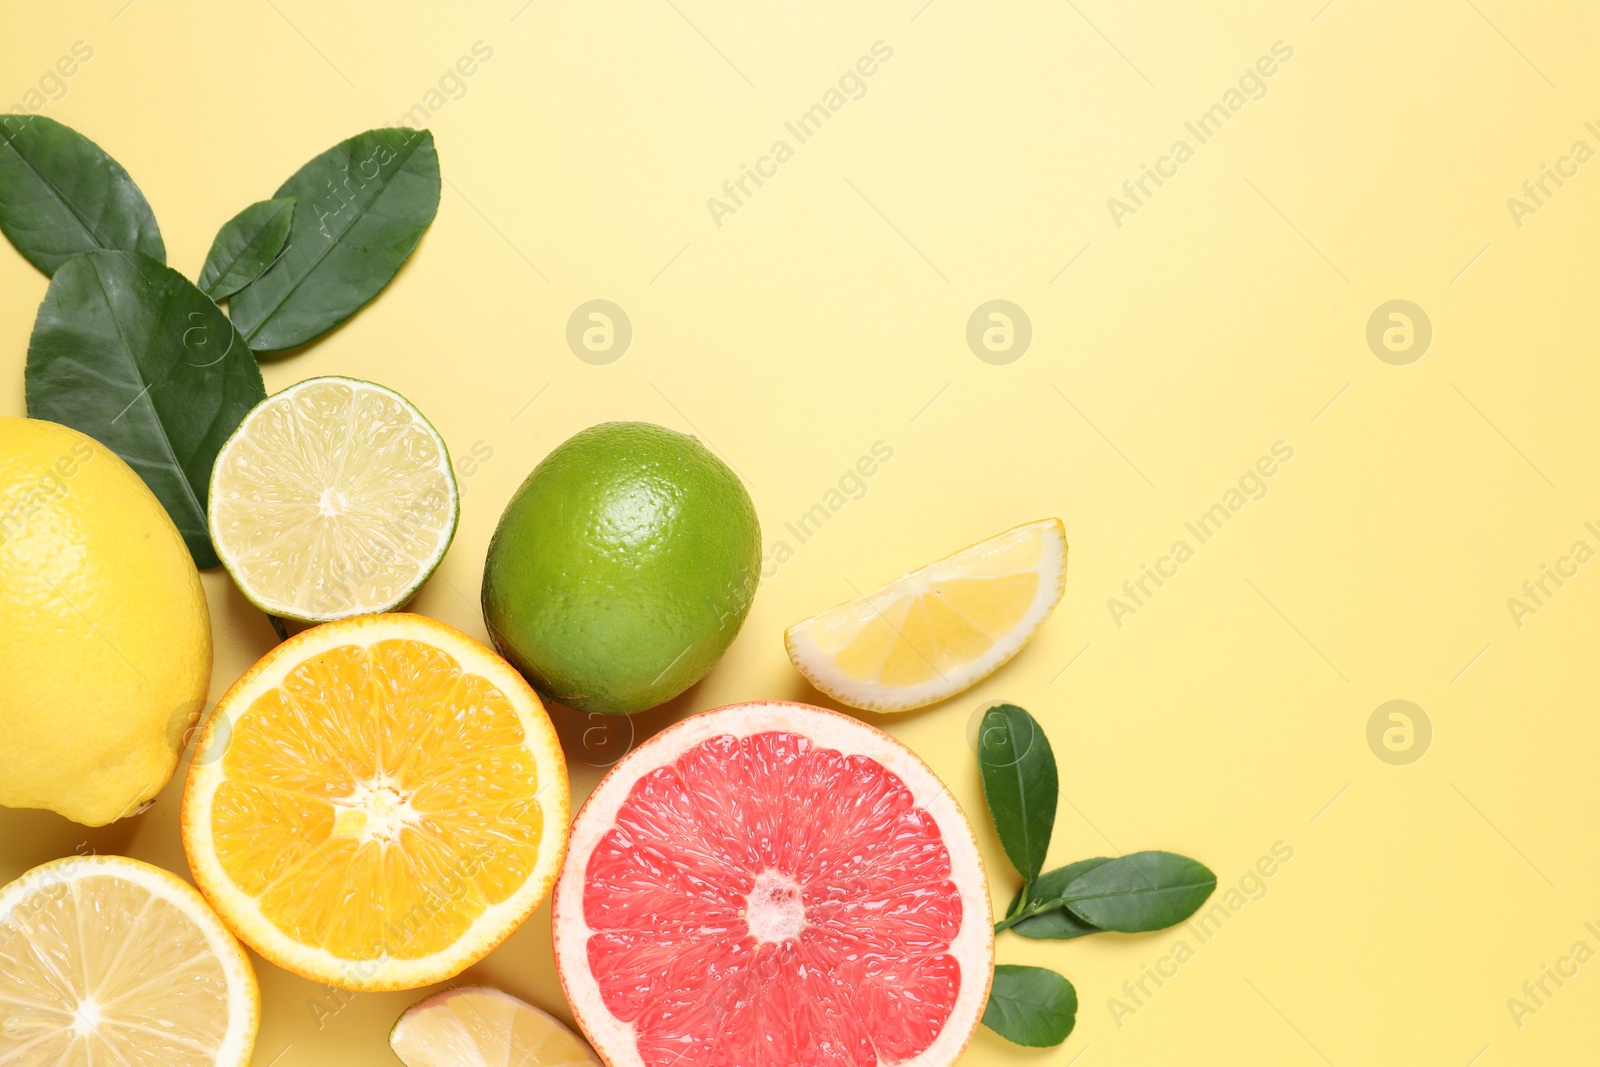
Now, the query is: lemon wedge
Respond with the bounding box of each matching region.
[785,519,1066,711]
[391,986,601,1067]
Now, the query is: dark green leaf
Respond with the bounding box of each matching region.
[229,128,439,351]
[0,115,164,275]
[1061,851,1217,933]
[198,197,294,300]
[982,965,1076,1047]
[1004,857,1111,940]
[977,703,1058,882]
[25,250,266,568]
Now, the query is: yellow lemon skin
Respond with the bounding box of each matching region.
[0,418,212,826]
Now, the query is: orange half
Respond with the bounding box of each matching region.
[182,613,569,991]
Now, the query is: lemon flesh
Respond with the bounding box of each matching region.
[0,855,258,1066]
[0,417,211,826]
[208,376,459,623]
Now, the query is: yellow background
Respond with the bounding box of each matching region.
[3,1,1598,1063]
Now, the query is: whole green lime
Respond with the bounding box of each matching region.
[482,422,761,715]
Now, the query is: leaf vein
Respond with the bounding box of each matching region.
[83,255,206,526]
[240,134,429,344]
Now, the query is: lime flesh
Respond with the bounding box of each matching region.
[209,376,459,623]
[481,422,761,715]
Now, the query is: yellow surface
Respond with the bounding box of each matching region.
[1,1,1597,1063]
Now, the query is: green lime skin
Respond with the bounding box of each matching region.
[481,422,761,715]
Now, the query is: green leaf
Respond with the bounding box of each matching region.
[1002,857,1111,939]
[25,250,266,568]
[0,115,165,275]
[983,965,1076,1047]
[976,703,1058,882]
[229,128,439,351]
[198,197,294,300]
[1061,851,1217,933]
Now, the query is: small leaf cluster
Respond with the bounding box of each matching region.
[0,116,440,567]
[977,703,1217,1047]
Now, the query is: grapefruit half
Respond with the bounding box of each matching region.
[553,701,993,1067]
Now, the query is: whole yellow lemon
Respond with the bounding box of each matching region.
[0,418,212,825]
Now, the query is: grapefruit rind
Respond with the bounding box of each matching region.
[552,701,993,1067]
[785,518,1067,713]
[0,854,259,1067]
[181,613,569,992]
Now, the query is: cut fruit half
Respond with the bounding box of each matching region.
[182,613,569,991]
[208,375,459,623]
[553,701,993,1067]
[0,854,258,1066]
[391,986,601,1067]
[786,518,1067,712]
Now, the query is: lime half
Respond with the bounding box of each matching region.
[208,376,459,623]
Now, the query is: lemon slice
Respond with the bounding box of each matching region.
[785,518,1067,712]
[0,854,258,1066]
[208,376,459,623]
[391,986,601,1067]
[182,613,570,991]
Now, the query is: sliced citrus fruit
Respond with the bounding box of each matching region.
[182,613,569,991]
[208,375,459,623]
[785,518,1067,712]
[553,701,993,1067]
[391,985,601,1067]
[0,854,258,1066]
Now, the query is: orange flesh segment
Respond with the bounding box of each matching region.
[211,639,544,962]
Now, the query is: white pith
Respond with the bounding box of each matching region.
[208,376,459,623]
[744,870,807,944]
[786,519,1067,712]
[0,855,258,1067]
[331,774,422,843]
[551,701,994,1067]
[183,614,569,992]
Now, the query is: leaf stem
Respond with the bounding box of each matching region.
[994,895,1068,934]
[1004,879,1033,920]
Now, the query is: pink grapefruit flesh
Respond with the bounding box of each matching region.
[553,702,993,1067]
